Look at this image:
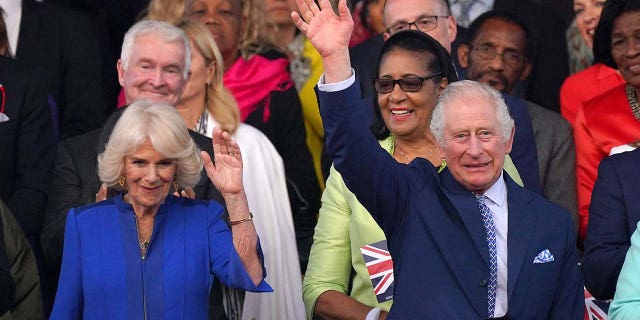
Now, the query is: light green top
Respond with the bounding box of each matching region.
[302,136,523,319]
[609,221,640,319]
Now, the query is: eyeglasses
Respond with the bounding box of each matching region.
[385,16,449,35]
[373,72,442,93]
[471,44,525,66]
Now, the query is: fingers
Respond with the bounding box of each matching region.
[291,12,308,33]
[212,127,242,159]
[95,184,107,203]
[337,0,351,20]
[201,150,215,176]
[173,188,196,199]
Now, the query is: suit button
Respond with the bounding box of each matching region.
[480,280,487,287]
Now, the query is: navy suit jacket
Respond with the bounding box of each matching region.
[583,148,640,300]
[350,38,541,193]
[319,81,582,319]
[0,57,56,237]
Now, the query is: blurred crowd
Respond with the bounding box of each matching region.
[1,0,640,319]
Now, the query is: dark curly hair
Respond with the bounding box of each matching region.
[593,0,640,67]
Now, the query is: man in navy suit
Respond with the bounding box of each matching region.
[583,148,640,300]
[293,0,583,317]
[348,0,542,194]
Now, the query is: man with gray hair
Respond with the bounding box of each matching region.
[41,21,226,318]
[117,19,191,106]
[293,0,583,316]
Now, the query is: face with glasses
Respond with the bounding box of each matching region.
[383,0,457,52]
[377,49,446,141]
[457,18,531,93]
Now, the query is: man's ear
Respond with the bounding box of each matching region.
[504,126,515,154]
[116,59,126,87]
[457,44,471,69]
[383,32,391,41]
[519,60,532,80]
[438,77,449,93]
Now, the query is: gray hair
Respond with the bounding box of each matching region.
[430,80,514,146]
[120,20,192,79]
[98,101,203,189]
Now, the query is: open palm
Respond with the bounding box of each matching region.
[202,128,243,196]
[292,0,353,59]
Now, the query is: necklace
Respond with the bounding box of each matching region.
[625,84,640,121]
[134,214,152,258]
[394,140,437,163]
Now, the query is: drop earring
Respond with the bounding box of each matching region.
[118,176,126,188]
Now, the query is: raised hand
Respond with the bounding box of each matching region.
[201,128,244,196]
[292,0,353,83]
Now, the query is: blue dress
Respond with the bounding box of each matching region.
[51,194,271,319]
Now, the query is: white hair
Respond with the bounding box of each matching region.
[98,101,203,189]
[430,80,514,147]
[120,20,192,79]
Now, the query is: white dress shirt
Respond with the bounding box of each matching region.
[0,0,22,54]
[482,171,509,317]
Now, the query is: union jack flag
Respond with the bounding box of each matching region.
[584,287,610,320]
[360,240,394,303]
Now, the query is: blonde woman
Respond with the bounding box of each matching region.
[177,20,305,320]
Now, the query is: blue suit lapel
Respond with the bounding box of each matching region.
[409,168,488,317]
[504,175,536,301]
[439,169,491,267]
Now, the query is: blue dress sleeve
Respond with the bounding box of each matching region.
[207,202,272,292]
[50,208,84,319]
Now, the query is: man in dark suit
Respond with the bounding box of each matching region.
[40,20,228,319]
[294,0,583,316]
[0,56,56,254]
[583,148,640,300]
[4,0,109,139]
[449,0,569,112]
[456,10,578,225]
[348,0,542,194]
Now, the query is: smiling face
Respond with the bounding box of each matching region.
[574,0,605,48]
[611,10,640,88]
[185,0,244,68]
[377,49,444,142]
[117,34,188,105]
[123,140,177,214]
[439,95,513,193]
[457,18,531,94]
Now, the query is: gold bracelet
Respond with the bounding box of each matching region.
[228,212,253,226]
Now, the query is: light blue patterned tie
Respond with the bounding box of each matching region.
[475,193,497,318]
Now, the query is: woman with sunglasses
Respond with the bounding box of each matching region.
[303,28,456,319]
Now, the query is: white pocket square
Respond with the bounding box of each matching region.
[533,249,554,264]
[0,113,9,122]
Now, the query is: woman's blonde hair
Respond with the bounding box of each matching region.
[239,0,281,58]
[140,0,186,25]
[98,101,203,190]
[179,19,240,134]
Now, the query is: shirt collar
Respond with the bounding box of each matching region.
[482,171,507,208]
[0,0,21,14]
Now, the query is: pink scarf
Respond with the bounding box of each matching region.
[224,54,294,122]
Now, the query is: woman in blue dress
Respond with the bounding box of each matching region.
[50,101,271,319]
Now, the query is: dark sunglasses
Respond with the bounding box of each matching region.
[373,72,442,94]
